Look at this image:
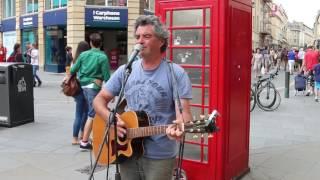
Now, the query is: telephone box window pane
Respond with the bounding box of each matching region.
[184,68,202,85]
[166,49,171,60]
[172,9,203,26]
[204,88,209,106]
[205,29,210,46]
[206,8,210,26]
[173,49,202,65]
[173,29,203,46]
[205,48,210,66]
[190,87,209,106]
[166,11,170,26]
[191,88,202,104]
[191,107,210,119]
[204,68,210,85]
[183,143,208,162]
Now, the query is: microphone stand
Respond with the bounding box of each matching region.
[88,63,134,180]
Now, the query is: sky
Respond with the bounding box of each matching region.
[273,0,320,28]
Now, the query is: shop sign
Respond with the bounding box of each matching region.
[20,14,38,29]
[85,7,128,28]
[43,9,67,26]
[1,18,16,32]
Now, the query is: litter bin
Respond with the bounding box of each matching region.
[0,62,34,127]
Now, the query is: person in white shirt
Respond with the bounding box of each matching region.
[30,43,42,87]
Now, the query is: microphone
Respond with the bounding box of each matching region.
[125,44,143,71]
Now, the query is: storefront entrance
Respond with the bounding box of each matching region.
[85,28,127,70]
[44,26,67,73]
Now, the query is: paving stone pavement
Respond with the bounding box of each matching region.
[0,69,319,180]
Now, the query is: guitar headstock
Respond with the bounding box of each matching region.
[184,110,219,134]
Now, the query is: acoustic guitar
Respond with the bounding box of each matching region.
[92,110,219,166]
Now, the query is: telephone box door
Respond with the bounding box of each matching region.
[156,1,218,180]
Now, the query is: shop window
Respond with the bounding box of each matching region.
[45,0,67,10]
[144,0,154,12]
[21,0,38,14]
[45,26,67,65]
[87,0,127,6]
[3,0,16,18]
[21,29,38,62]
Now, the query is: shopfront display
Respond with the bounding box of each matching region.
[85,7,128,69]
[20,14,39,63]
[44,26,66,72]
[43,8,67,72]
[2,18,17,60]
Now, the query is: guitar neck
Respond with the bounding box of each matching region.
[127,125,170,139]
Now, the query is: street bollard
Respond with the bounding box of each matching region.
[285,71,290,98]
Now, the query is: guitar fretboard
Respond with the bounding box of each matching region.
[127,125,170,138]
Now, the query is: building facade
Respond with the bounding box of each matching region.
[313,10,320,49]
[0,0,152,72]
[270,3,288,49]
[287,21,314,49]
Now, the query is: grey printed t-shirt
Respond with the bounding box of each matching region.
[104,58,192,159]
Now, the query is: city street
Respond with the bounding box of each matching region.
[0,69,320,180]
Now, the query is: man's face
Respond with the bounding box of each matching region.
[134,25,164,58]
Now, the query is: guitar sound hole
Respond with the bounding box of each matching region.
[119,134,127,142]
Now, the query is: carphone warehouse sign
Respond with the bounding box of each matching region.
[85,7,128,28]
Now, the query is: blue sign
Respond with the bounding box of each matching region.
[43,9,67,26]
[20,14,38,29]
[85,7,128,28]
[2,18,16,32]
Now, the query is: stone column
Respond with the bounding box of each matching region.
[38,0,45,67]
[16,0,21,43]
[67,0,85,56]
[127,0,144,57]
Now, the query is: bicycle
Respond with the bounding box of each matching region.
[251,69,281,111]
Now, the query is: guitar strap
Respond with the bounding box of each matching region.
[166,60,185,180]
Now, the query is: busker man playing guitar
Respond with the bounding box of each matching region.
[93,15,193,180]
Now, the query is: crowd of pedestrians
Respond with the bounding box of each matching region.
[0,42,42,87]
[252,45,320,102]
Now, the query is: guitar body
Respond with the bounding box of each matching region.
[92,111,149,166]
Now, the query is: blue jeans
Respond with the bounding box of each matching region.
[32,65,41,83]
[73,90,88,138]
[82,88,99,118]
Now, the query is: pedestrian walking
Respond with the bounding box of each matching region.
[301,45,319,96]
[30,43,42,87]
[0,43,7,62]
[70,33,111,150]
[287,48,296,74]
[66,41,90,145]
[65,46,73,73]
[313,60,320,102]
[7,43,23,62]
[24,42,32,63]
[251,48,263,78]
[93,15,193,180]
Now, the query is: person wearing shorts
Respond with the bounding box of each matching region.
[313,62,320,102]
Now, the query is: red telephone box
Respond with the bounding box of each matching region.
[155,0,252,179]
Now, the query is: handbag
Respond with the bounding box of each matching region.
[61,74,81,96]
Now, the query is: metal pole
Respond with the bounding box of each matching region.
[285,71,290,98]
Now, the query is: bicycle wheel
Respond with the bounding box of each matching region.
[257,89,281,111]
[250,88,256,112]
[256,82,277,109]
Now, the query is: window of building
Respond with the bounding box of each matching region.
[21,0,39,14]
[145,0,154,12]
[86,0,127,6]
[45,0,67,10]
[3,0,16,18]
